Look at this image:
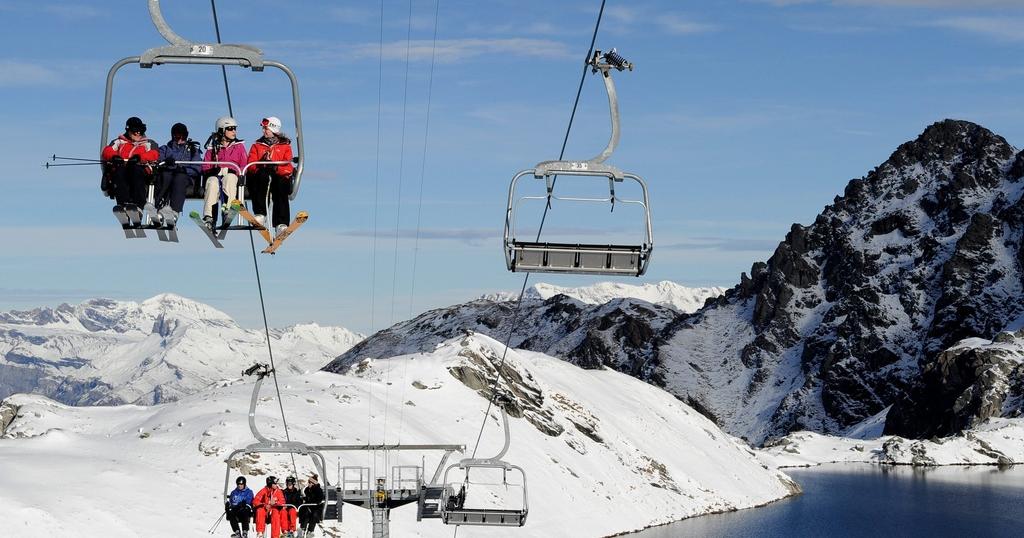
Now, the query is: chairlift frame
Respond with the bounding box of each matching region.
[504,49,653,276]
[100,0,305,202]
[439,399,529,527]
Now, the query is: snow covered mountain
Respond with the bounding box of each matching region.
[664,119,1024,444]
[0,333,797,538]
[485,281,726,313]
[0,294,362,405]
[333,120,1024,446]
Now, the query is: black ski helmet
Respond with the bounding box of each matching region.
[125,116,146,134]
[266,476,277,487]
[236,476,246,486]
[171,122,188,138]
[286,476,296,486]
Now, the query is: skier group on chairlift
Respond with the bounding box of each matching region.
[101,114,296,240]
[225,474,325,538]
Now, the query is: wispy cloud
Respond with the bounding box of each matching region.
[358,38,574,63]
[0,2,102,18]
[658,14,720,34]
[267,38,573,64]
[0,60,60,87]
[659,237,780,252]
[338,227,497,245]
[930,16,1024,41]
[605,5,718,35]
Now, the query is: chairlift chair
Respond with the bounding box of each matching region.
[438,395,528,527]
[222,364,337,525]
[100,0,304,239]
[504,49,653,276]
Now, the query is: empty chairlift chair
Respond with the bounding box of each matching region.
[439,395,528,527]
[504,49,653,276]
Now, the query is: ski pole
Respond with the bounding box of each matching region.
[51,155,104,163]
[43,162,102,168]
[207,510,226,533]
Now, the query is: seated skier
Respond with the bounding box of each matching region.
[155,122,202,227]
[226,475,254,538]
[101,116,159,214]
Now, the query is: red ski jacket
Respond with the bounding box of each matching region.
[253,486,286,510]
[101,134,159,163]
[247,136,294,178]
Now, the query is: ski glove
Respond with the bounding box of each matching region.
[163,157,176,167]
[128,155,141,164]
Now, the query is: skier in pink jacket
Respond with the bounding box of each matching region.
[200,116,248,228]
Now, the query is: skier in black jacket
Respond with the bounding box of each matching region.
[281,476,304,537]
[298,473,325,537]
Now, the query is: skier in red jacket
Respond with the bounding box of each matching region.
[101,116,159,210]
[246,116,294,238]
[252,476,286,538]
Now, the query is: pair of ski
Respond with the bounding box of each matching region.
[112,205,178,243]
[189,200,308,254]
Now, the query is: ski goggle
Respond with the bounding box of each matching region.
[224,126,237,131]
[261,118,271,127]
[129,129,146,135]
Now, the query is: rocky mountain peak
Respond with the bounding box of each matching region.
[664,120,1024,444]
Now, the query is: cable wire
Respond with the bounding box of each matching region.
[470,0,608,460]
[398,0,442,447]
[210,0,297,478]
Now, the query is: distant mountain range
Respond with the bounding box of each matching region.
[332,120,1024,445]
[0,294,362,405]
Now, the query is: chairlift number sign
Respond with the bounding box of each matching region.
[190,45,214,56]
[568,162,589,171]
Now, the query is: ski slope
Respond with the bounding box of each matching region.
[0,334,797,538]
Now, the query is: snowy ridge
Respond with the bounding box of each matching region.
[482,280,725,313]
[0,334,797,538]
[760,418,1024,467]
[0,295,363,405]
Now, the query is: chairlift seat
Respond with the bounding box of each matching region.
[442,508,526,527]
[509,240,648,276]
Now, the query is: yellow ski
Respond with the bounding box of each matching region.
[262,211,309,255]
[230,199,272,245]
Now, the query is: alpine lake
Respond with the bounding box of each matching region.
[627,464,1024,537]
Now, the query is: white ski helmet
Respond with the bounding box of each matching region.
[215,116,238,132]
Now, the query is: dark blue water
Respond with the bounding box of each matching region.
[629,464,1024,537]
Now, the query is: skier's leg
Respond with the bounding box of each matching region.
[128,164,148,207]
[169,171,190,213]
[204,175,223,219]
[248,169,270,222]
[269,174,291,228]
[113,167,131,205]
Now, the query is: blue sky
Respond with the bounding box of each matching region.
[4,0,1024,333]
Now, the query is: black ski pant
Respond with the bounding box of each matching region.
[247,168,292,227]
[227,503,252,533]
[298,506,321,532]
[157,170,194,213]
[112,163,148,207]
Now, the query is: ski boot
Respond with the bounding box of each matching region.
[159,206,178,228]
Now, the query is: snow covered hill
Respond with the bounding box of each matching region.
[485,281,726,313]
[760,418,1024,467]
[0,294,363,405]
[328,281,722,380]
[0,334,797,538]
